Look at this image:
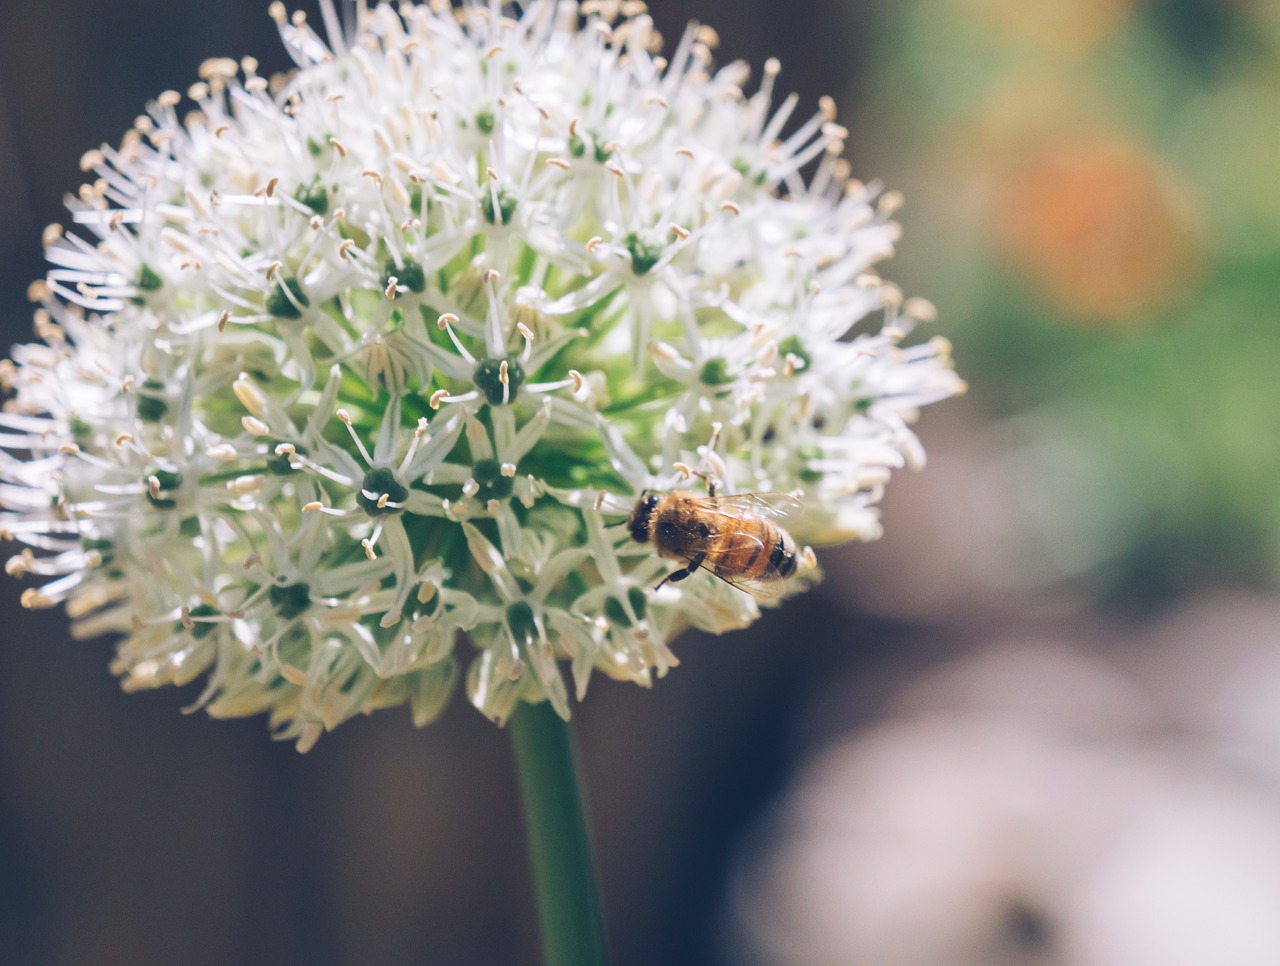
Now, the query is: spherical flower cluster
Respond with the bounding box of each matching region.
[1,0,962,750]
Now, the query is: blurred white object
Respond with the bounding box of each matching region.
[730,637,1280,966]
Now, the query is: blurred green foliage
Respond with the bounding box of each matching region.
[868,0,1280,604]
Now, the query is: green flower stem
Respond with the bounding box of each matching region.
[510,700,608,966]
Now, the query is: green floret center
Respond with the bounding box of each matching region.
[473,357,526,405]
[384,258,426,294]
[135,263,163,291]
[137,379,168,422]
[357,467,408,515]
[624,232,663,275]
[699,357,733,386]
[778,335,811,372]
[472,458,514,501]
[269,582,312,620]
[506,600,537,644]
[294,179,329,215]
[267,277,309,319]
[186,603,221,639]
[146,469,182,510]
[481,186,518,225]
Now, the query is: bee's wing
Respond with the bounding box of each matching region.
[680,508,796,600]
[706,491,801,519]
[710,565,789,600]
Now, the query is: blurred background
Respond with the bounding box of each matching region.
[2,1,1280,963]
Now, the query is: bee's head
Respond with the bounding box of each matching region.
[628,491,660,543]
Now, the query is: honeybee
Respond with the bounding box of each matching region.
[627,489,800,597]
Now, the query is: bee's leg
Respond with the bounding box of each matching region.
[690,469,719,498]
[655,553,706,590]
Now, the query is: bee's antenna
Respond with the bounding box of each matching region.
[597,489,633,527]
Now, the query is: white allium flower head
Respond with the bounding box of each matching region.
[1,0,963,750]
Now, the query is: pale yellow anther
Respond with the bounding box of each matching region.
[385,277,398,300]
[485,44,505,60]
[362,538,378,561]
[115,433,133,447]
[672,461,693,479]
[517,322,535,342]
[650,341,680,363]
[486,166,498,180]
[669,223,690,240]
[207,444,238,461]
[217,310,230,332]
[604,161,625,178]
[79,149,105,172]
[265,260,282,281]
[302,501,324,513]
[429,389,449,409]
[802,546,818,569]
[675,147,694,159]
[568,369,584,392]
[594,491,607,510]
[336,408,353,426]
[227,475,263,497]
[362,169,383,185]
[462,479,480,498]
[20,588,54,610]
[878,190,904,216]
[338,239,356,259]
[585,236,604,253]
[268,1,287,24]
[499,462,517,478]
[58,443,80,456]
[498,360,510,385]
[241,415,271,436]
[376,493,390,509]
[232,375,266,417]
[484,269,501,284]
[904,297,937,323]
[437,312,458,330]
[329,136,347,157]
[148,475,162,500]
[720,201,740,215]
[156,90,182,109]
